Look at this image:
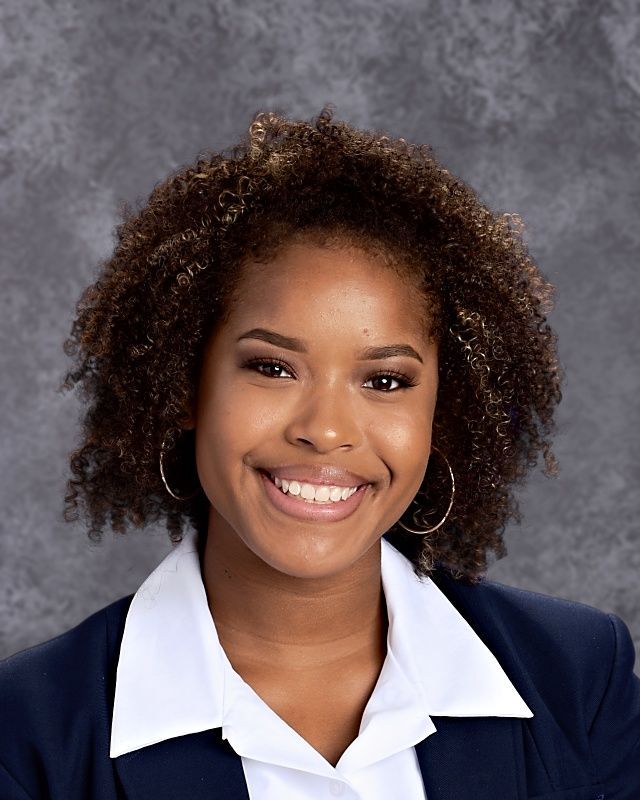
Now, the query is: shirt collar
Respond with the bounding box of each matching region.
[110,530,532,759]
[380,538,531,717]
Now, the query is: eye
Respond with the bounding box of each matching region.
[241,358,416,392]
[242,357,295,379]
[364,370,417,392]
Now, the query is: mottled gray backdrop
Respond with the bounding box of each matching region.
[1,0,639,661]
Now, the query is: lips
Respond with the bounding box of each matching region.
[258,464,371,488]
[258,468,370,522]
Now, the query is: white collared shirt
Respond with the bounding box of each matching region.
[110,531,532,798]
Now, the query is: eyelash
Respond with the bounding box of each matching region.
[241,357,418,392]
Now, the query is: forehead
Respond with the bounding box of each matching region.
[228,240,435,344]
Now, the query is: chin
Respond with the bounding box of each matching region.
[247,531,377,581]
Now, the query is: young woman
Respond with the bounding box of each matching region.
[1,107,638,799]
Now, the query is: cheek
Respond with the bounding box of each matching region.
[386,423,433,490]
[194,381,280,485]
[375,399,434,459]
[380,419,427,451]
[372,398,435,500]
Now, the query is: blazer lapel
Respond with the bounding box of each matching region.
[113,729,250,800]
[415,716,527,800]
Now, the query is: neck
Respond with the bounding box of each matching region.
[200,520,388,672]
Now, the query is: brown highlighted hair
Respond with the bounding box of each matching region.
[61,106,562,580]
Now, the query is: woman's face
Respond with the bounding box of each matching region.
[189,238,439,580]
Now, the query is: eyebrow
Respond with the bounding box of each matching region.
[236,328,424,364]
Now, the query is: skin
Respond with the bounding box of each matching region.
[182,237,440,765]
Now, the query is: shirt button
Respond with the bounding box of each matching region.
[329,779,345,796]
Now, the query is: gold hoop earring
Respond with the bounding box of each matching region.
[397,446,455,535]
[159,429,200,502]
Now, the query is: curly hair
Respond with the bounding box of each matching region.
[60,105,562,581]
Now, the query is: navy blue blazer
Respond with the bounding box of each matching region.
[1,569,639,799]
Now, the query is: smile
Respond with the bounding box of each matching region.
[268,472,360,504]
[258,470,370,522]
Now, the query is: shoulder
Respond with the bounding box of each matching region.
[433,570,640,787]
[0,594,133,702]
[454,573,617,647]
[0,595,133,793]
[433,568,620,649]
[433,571,624,706]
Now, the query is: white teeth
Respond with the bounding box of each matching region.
[301,483,317,501]
[271,474,360,503]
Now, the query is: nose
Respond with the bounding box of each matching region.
[283,382,363,453]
